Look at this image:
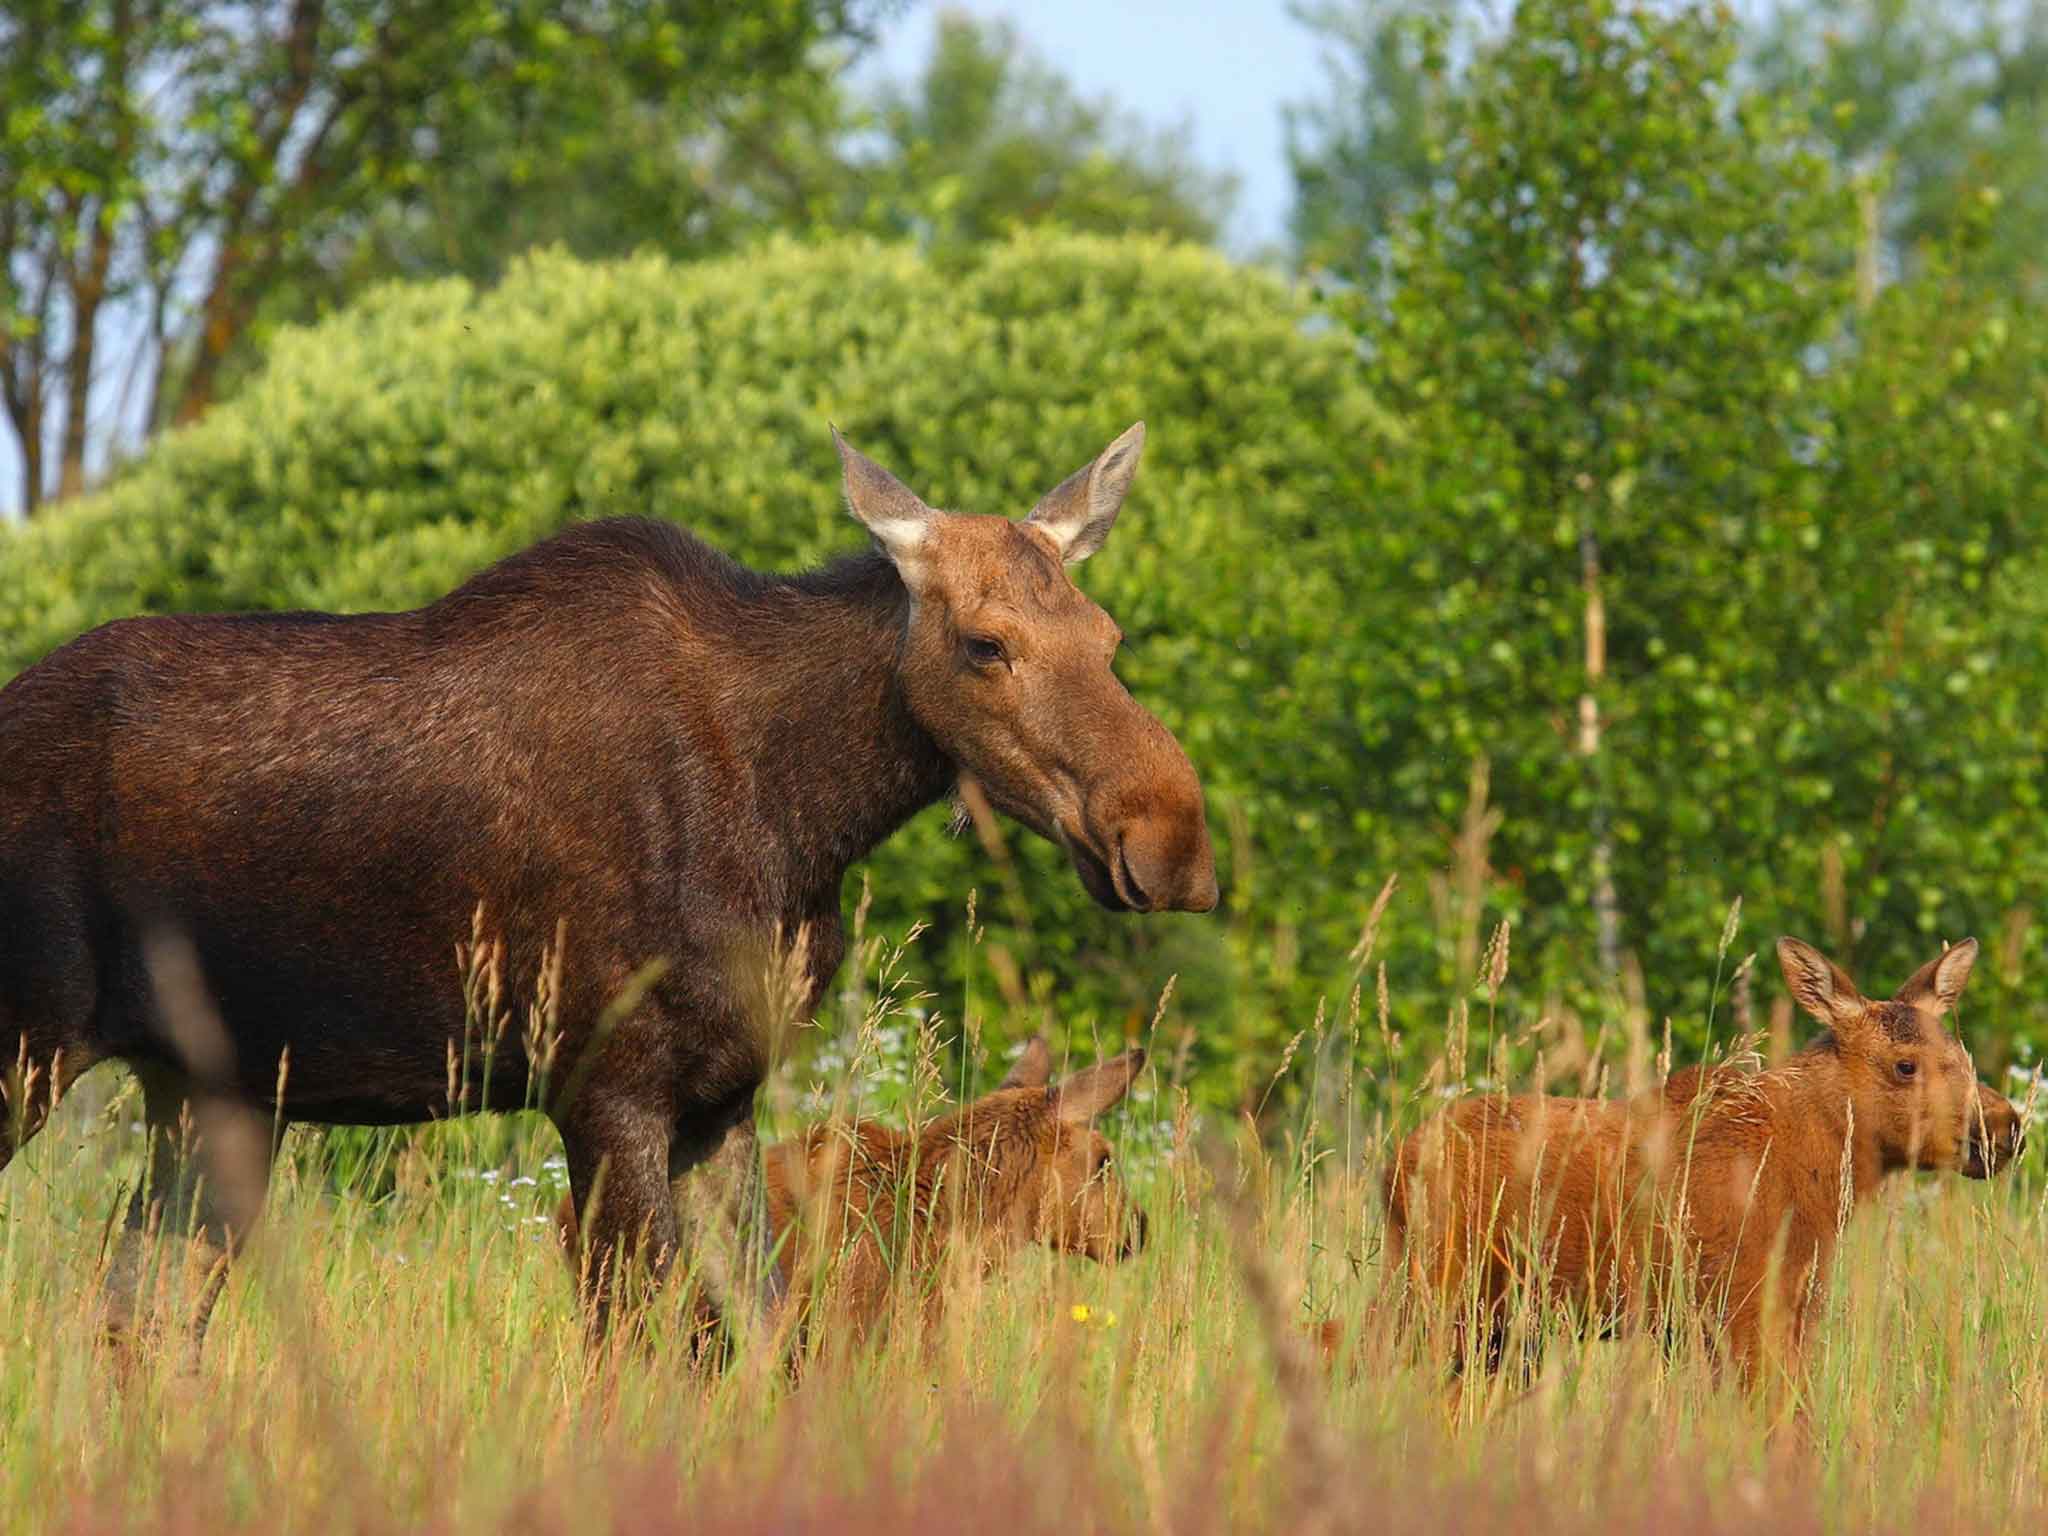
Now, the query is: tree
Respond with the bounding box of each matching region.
[1284,0,1462,274]
[837,12,1238,254]
[1750,0,2048,297]
[0,0,878,516]
[1320,0,1860,1014]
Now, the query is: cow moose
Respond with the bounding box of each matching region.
[1382,937,2026,1392]
[557,1039,1149,1352]
[0,422,1216,1347]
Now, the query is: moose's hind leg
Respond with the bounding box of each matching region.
[0,873,104,1173]
[100,1060,275,1366]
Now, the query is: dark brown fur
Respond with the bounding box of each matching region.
[557,1041,1148,1347]
[0,426,1213,1344]
[1382,938,2024,1388]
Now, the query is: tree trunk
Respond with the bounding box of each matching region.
[1578,523,1622,982]
[57,216,114,501]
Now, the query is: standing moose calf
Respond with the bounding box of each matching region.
[1384,937,2026,1389]
[0,422,1215,1345]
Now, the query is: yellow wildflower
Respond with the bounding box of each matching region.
[1070,1304,1092,1323]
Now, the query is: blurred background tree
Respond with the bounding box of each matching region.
[839,12,1236,253]
[1284,0,1459,275]
[1750,0,2048,298]
[0,1,896,518]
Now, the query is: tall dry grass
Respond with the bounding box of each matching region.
[2,873,2043,1535]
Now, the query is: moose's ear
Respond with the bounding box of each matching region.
[834,427,937,587]
[1776,937,1866,1028]
[1049,1049,1146,1124]
[1893,938,1979,1016]
[998,1037,1053,1092]
[1024,422,1145,565]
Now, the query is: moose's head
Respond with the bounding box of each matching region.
[1776,937,2025,1178]
[976,1040,1148,1263]
[834,425,1217,915]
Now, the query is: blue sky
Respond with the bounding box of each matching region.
[860,1,1327,255]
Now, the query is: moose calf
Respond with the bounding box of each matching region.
[558,1041,1148,1349]
[1383,937,2026,1389]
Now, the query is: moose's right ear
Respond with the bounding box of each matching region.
[1893,938,1979,1016]
[998,1037,1053,1092]
[1776,937,1866,1028]
[1049,1049,1147,1124]
[833,427,937,589]
[1024,422,1145,565]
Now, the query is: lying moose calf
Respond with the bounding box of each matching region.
[558,1041,1148,1348]
[1381,937,2026,1388]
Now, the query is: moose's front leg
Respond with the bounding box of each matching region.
[558,1096,682,1344]
[670,1087,785,1326]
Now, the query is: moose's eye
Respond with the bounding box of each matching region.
[963,634,1006,668]
[1895,1059,1918,1080]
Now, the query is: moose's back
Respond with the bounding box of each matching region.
[0,520,810,1123]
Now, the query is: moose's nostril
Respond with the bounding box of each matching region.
[1114,820,1218,914]
[1115,839,1154,911]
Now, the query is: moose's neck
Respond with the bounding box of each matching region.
[744,553,955,906]
[1777,1041,1887,1205]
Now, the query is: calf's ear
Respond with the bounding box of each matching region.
[1050,1049,1147,1124]
[1893,938,1978,1016]
[999,1037,1054,1092]
[1776,937,1866,1030]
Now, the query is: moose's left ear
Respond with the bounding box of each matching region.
[1894,938,1979,1015]
[1049,1049,1146,1124]
[834,427,937,588]
[1776,937,1865,1029]
[1024,422,1145,565]
[998,1037,1053,1092]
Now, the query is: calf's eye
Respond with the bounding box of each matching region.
[964,635,1005,668]
[1895,1059,1918,1080]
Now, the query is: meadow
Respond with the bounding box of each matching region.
[3,898,2042,1536]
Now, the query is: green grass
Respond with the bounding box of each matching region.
[2,929,2044,1536]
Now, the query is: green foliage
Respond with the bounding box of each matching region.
[1284,0,1461,270]
[1313,0,2048,1062]
[842,13,1238,253]
[1751,0,2048,296]
[0,0,878,512]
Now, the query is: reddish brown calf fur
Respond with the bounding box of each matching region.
[557,1041,1148,1346]
[0,424,1214,1344]
[1383,938,2024,1388]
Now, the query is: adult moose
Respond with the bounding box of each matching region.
[0,422,1216,1346]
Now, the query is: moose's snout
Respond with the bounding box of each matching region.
[1963,1092,2026,1179]
[1116,815,1218,915]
